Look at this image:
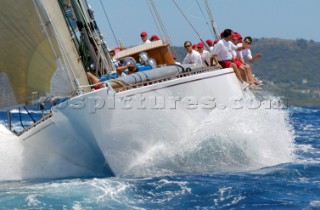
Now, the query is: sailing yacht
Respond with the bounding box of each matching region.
[0,0,244,178]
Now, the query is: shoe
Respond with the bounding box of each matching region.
[254,80,263,86]
[254,76,263,85]
[241,81,249,90]
[249,85,262,91]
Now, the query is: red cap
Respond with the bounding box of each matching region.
[213,40,218,45]
[150,35,160,40]
[206,39,213,45]
[140,31,147,36]
[232,32,242,40]
[192,44,198,49]
[197,42,204,48]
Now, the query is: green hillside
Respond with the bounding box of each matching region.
[171,38,320,106]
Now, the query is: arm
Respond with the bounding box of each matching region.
[236,42,250,51]
[249,54,262,63]
[116,65,129,76]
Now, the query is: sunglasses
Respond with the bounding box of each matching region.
[184,45,191,48]
[245,40,252,44]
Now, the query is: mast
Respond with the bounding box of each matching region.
[204,0,220,40]
[0,0,91,110]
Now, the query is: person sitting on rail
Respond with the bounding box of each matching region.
[210,29,250,88]
[230,32,256,86]
[236,36,263,86]
[238,36,262,64]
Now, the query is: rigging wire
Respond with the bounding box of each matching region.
[149,0,172,44]
[74,0,115,74]
[24,106,36,123]
[146,0,163,39]
[195,0,215,37]
[99,0,119,46]
[171,0,210,51]
[147,0,179,60]
[172,0,201,38]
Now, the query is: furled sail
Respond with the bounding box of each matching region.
[0,0,89,110]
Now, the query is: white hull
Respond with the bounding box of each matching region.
[20,68,243,177]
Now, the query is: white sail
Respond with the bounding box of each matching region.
[0,0,89,109]
[0,72,18,109]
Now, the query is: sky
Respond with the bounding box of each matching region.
[88,0,320,48]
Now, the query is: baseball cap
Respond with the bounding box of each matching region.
[197,42,204,48]
[206,39,213,45]
[140,31,147,36]
[232,32,242,40]
[150,35,160,40]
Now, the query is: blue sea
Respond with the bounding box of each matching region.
[0,103,319,209]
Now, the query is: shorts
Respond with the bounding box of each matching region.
[234,59,243,68]
[94,81,102,90]
[219,59,243,68]
[218,60,232,68]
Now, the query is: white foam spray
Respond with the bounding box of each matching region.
[126,93,296,177]
[0,124,23,181]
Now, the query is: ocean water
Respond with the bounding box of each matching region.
[0,101,319,209]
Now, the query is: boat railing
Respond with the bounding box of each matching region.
[17,113,53,137]
[111,66,220,92]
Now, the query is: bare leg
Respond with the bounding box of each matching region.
[230,63,243,82]
[239,65,249,84]
[86,72,101,89]
[244,64,255,85]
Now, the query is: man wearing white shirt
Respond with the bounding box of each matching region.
[183,41,202,65]
[210,29,248,85]
[197,42,210,66]
[236,36,263,85]
[237,36,262,64]
[206,39,214,53]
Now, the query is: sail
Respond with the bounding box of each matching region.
[0,0,89,110]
